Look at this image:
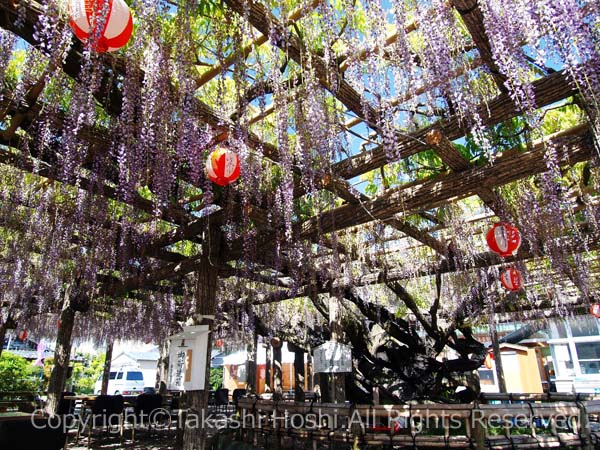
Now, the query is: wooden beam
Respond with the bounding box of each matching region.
[387,218,449,256]
[246,19,425,128]
[344,57,484,130]
[324,169,449,256]
[425,128,505,214]
[0,142,190,225]
[0,0,363,261]
[0,1,125,115]
[195,0,323,88]
[452,0,507,92]
[301,126,593,239]
[251,228,600,305]
[333,70,579,180]
[222,0,381,128]
[0,0,290,190]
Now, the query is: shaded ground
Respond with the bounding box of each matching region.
[66,430,177,449]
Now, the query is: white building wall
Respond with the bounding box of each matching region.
[112,354,138,369]
[139,360,158,388]
[548,317,600,394]
[110,354,158,388]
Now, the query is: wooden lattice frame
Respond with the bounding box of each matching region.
[0,0,597,309]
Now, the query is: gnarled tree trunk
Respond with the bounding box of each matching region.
[182,224,221,450]
[46,295,76,414]
[100,341,113,395]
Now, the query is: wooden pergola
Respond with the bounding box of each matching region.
[0,0,598,448]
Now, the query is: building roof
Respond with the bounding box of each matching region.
[499,343,530,352]
[4,349,54,360]
[211,350,224,367]
[112,348,159,362]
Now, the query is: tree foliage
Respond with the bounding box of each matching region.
[0,352,43,392]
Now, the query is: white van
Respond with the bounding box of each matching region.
[94,367,145,395]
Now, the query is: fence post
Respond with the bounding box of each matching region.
[469,403,485,450]
[578,401,592,450]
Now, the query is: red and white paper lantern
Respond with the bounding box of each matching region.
[500,267,523,292]
[590,304,600,318]
[484,352,494,369]
[486,222,521,257]
[18,329,28,341]
[68,0,133,53]
[205,147,240,186]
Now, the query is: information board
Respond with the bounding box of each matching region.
[313,341,352,373]
[167,325,210,391]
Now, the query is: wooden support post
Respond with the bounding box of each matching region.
[100,341,113,395]
[578,401,592,450]
[0,320,9,359]
[156,339,170,394]
[467,405,486,450]
[46,294,76,414]
[489,298,507,393]
[246,329,258,395]
[272,338,283,401]
[328,294,346,404]
[265,344,272,393]
[0,315,17,359]
[289,344,305,402]
[182,225,221,450]
[306,353,313,392]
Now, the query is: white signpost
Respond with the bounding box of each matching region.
[167,325,210,391]
[313,341,352,373]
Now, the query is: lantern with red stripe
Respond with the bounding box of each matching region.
[590,304,600,319]
[500,267,523,292]
[68,0,133,53]
[484,352,494,369]
[205,147,241,187]
[18,329,28,341]
[486,222,521,257]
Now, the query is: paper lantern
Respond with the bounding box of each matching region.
[500,267,523,292]
[486,222,521,257]
[590,304,600,318]
[18,329,28,341]
[484,352,494,369]
[215,339,224,348]
[205,147,240,186]
[68,0,133,53]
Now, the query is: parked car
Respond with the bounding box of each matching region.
[94,367,145,395]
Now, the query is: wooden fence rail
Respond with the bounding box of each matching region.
[235,398,600,449]
[479,393,600,403]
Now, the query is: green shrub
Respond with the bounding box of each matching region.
[0,352,42,392]
[210,367,223,390]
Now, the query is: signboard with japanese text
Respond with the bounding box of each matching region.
[167,325,210,391]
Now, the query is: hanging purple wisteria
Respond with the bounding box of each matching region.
[0,0,597,370]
